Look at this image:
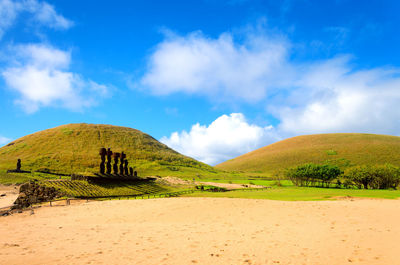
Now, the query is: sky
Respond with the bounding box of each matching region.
[1,0,400,165]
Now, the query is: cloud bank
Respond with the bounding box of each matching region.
[141,30,290,102]
[278,57,400,135]
[160,113,278,165]
[151,29,400,164]
[2,44,108,113]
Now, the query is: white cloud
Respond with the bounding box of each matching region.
[160,113,279,165]
[147,27,400,165]
[0,135,11,145]
[2,44,108,113]
[24,0,73,29]
[145,28,400,143]
[0,0,72,39]
[0,0,20,38]
[140,30,290,102]
[278,57,400,135]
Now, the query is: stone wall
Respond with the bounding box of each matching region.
[12,182,63,209]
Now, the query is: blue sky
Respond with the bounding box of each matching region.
[1,0,400,165]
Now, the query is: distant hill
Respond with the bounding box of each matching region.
[216,133,400,175]
[0,123,218,177]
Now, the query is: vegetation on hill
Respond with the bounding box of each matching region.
[216,133,400,176]
[0,123,220,177]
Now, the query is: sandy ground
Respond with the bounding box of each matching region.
[0,197,399,265]
[155,176,264,189]
[196,181,264,189]
[0,185,19,209]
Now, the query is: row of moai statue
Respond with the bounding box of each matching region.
[99,148,137,177]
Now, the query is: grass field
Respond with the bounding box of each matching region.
[0,170,71,185]
[184,178,400,200]
[185,185,400,200]
[43,180,168,198]
[216,133,400,176]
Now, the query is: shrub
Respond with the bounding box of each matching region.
[285,163,342,187]
[345,164,400,189]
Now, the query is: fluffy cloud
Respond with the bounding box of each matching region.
[278,57,400,135]
[160,113,279,165]
[0,0,72,39]
[153,33,400,164]
[145,28,400,141]
[163,58,400,164]
[2,44,108,113]
[140,30,290,102]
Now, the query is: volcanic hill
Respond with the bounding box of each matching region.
[0,123,217,177]
[216,133,400,175]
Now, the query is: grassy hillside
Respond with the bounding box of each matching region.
[216,133,400,176]
[0,123,219,177]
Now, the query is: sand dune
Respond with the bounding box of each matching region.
[1,197,399,265]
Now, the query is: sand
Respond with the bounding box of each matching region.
[0,197,399,265]
[154,177,264,189]
[196,181,264,190]
[0,185,19,209]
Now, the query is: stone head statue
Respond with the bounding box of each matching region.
[99,148,107,156]
[107,148,113,157]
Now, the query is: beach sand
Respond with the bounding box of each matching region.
[0,197,399,265]
[0,185,19,209]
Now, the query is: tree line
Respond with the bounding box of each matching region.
[285,163,400,189]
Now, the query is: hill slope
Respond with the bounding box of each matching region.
[216,133,400,175]
[0,123,217,176]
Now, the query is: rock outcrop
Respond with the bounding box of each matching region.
[12,182,63,209]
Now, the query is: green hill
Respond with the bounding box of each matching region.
[0,123,218,177]
[216,133,400,176]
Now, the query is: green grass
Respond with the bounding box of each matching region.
[42,180,168,198]
[0,170,70,185]
[326,149,337,155]
[182,178,400,200]
[216,133,400,175]
[184,186,400,200]
[0,123,226,177]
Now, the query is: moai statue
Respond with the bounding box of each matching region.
[99,148,106,174]
[113,152,120,175]
[124,160,129,175]
[129,167,133,177]
[106,148,113,174]
[120,152,126,175]
[16,159,21,172]
[134,171,138,178]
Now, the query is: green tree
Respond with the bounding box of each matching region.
[285,163,342,187]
